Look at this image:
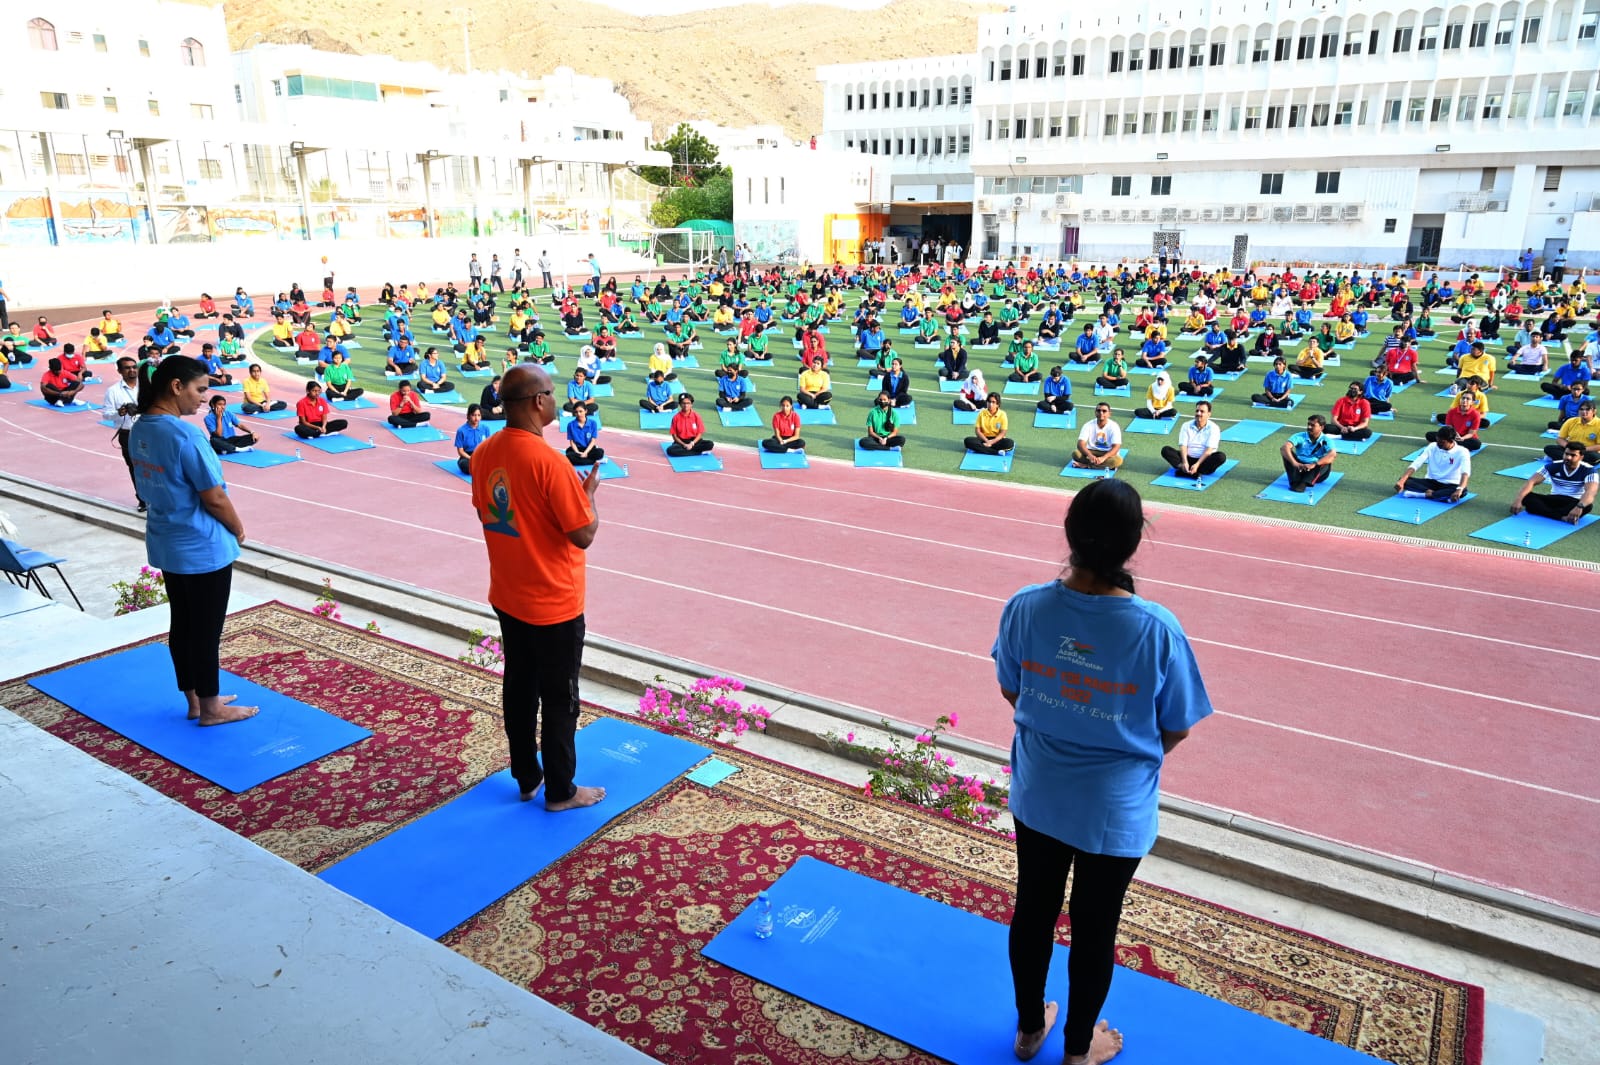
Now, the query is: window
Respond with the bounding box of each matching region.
[1288,104,1303,127]
[1048,115,1062,137]
[1072,54,1086,76]
[962,85,972,106]
[1509,91,1530,118]
[1109,50,1123,72]
[1444,23,1464,49]
[1013,118,1026,139]
[103,96,117,112]
[197,158,223,179]
[1545,166,1563,190]
[1036,56,1047,78]
[1494,18,1514,45]
[1297,35,1314,59]
[1521,17,1541,44]
[1031,116,1044,138]
[1320,32,1338,57]
[272,79,283,97]
[870,92,878,108]
[1182,108,1197,131]
[1110,176,1132,196]
[138,38,150,57]
[922,88,930,107]
[1151,175,1171,196]
[191,102,214,119]
[896,91,904,106]
[959,133,970,153]
[1244,106,1262,130]
[1393,27,1413,52]
[1582,10,1600,40]
[1407,97,1426,123]
[56,153,87,175]
[28,17,57,49]
[93,32,107,52]
[1457,95,1477,121]
[1431,96,1452,122]
[1315,171,1341,194]
[1169,45,1182,68]
[845,94,852,111]
[857,93,865,109]
[1479,167,1498,190]
[180,37,205,66]
[1252,38,1270,61]
[1482,93,1503,119]
[1016,60,1028,80]
[1383,218,1398,234]
[1189,43,1203,66]
[1419,22,1439,50]
[1260,172,1284,195]
[1065,116,1079,137]
[147,99,160,115]
[1123,113,1138,134]
[1210,42,1225,65]
[1149,48,1163,70]
[1567,90,1588,116]
[1129,48,1143,71]
[1335,101,1354,125]
[1201,108,1218,131]
[40,91,68,110]
[986,62,995,81]
[1343,30,1363,56]
[1274,37,1292,61]
[1470,20,1489,47]
[1266,105,1284,129]
[1311,103,1330,127]
[935,88,944,105]
[1383,99,1403,124]
[1052,54,1066,76]
[997,122,1009,140]
[1161,110,1176,133]
[1139,111,1153,133]
[999,61,1012,81]
[894,138,903,155]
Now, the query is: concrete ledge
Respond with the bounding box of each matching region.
[5,470,1598,990]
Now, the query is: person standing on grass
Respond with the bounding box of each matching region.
[130,356,256,727]
[470,364,606,811]
[994,478,1211,1065]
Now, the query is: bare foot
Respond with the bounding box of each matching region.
[1064,1020,1123,1065]
[545,784,606,812]
[198,696,259,727]
[187,693,239,720]
[1014,1001,1058,1061]
[519,784,542,803]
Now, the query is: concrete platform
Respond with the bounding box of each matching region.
[0,707,652,1065]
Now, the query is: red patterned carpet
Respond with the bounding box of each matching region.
[3,604,1482,1065]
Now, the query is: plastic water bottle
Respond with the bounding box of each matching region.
[1414,508,1422,525]
[754,891,774,939]
[367,435,375,447]
[1524,531,1532,548]
[294,446,302,460]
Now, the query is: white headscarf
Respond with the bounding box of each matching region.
[965,369,987,399]
[1151,370,1174,402]
[653,342,667,359]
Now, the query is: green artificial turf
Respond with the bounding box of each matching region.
[251,287,1598,563]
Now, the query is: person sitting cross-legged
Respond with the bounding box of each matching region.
[419,348,456,393]
[963,392,1014,455]
[322,352,364,402]
[1512,441,1599,523]
[797,357,832,409]
[40,357,84,406]
[859,391,907,451]
[294,380,349,439]
[667,393,714,456]
[1546,399,1600,464]
[1159,400,1227,479]
[564,368,600,416]
[1328,383,1373,442]
[1252,356,1294,408]
[763,395,806,453]
[715,368,753,411]
[1177,355,1214,397]
[639,370,674,413]
[878,356,913,407]
[240,362,287,414]
[454,403,491,474]
[1278,414,1336,492]
[203,395,256,454]
[1071,402,1123,471]
[1396,425,1472,502]
[1037,366,1073,414]
[564,404,603,465]
[387,380,431,429]
[1134,370,1177,419]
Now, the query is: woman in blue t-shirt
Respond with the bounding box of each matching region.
[992,479,1212,1065]
[130,356,257,726]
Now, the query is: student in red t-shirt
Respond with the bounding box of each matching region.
[387,380,431,428]
[294,380,349,438]
[39,357,84,405]
[666,393,713,456]
[1384,343,1419,385]
[31,317,59,348]
[763,395,805,452]
[55,342,87,383]
[1328,382,1373,441]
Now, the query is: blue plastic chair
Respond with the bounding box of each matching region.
[0,538,83,610]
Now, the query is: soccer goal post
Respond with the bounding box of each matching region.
[640,227,717,276]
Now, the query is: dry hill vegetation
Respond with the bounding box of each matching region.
[212,0,989,139]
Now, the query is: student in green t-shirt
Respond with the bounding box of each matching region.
[859,391,906,451]
[1096,351,1130,390]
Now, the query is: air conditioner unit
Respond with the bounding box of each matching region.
[1222,205,1245,222]
[1178,208,1198,223]
[1137,208,1157,223]
[1589,194,1600,212]
[1271,206,1294,223]
[1118,208,1136,223]
[1316,204,1338,222]
[1244,204,1265,222]
[1200,207,1220,222]
[1055,193,1070,207]
[1012,195,1027,208]
[978,197,995,211]
[1158,207,1178,223]
[1292,204,1313,222]
[1341,204,1364,222]
[1451,192,1488,213]
[1040,209,1055,221]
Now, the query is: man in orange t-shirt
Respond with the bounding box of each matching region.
[469,364,606,811]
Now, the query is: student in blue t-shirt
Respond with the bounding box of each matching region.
[564,405,604,465]
[1251,356,1294,407]
[129,356,256,727]
[203,394,255,454]
[992,479,1211,1065]
[1037,366,1073,414]
[563,368,599,414]
[639,370,675,413]
[453,403,491,474]
[1178,354,1214,396]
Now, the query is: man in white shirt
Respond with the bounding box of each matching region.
[1072,402,1124,470]
[104,356,144,512]
[537,250,553,289]
[1395,425,1472,502]
[1092,315,1117,354]
[511,249,528,289]
[1159,400,1226,478]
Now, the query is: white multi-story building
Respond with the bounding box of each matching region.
[808,2,1600,268]
[816,55,978,248]
[972,0,1600,267]
[685,121,792,153]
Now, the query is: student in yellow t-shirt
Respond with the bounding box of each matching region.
[1549,401,1600,462]
[240,363,288,414]
[964,392,1014,454]
[270,316,294,348]
[1455,343,1496,390]
[84,329,111,356]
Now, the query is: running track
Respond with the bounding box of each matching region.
[4,307,1596,917]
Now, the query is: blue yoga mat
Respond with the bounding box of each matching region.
[639,410,674,429]
[718,407,763,428]
[1494,460,1546,480]
[433,458,472,483]
[659,441,722,473]
[209,382,243,393]
[1371,410,1395,421]
[25,398,100,413]
[428,390,466,405]
[854,444,903,468]
[0,382,34,394]
[1059,451,1124,480]
[28,642,371,793]
[1253,394,1304,410]
[279,432,375,455]
[1125,417,1178,436]
[1151,460,1239,491]
[332,396,377,411]
[798,407,836,425]
[384,423,450,444]
[591,382,615,398]
[675,355,700,368]
[1093,385,1130,397]
[228,403,297,420]
[1360,492,1477,525]
[1033,411,1076,430]
[1329,434,1381,456]
[668,379,686,395]
[1482,412,1505,426]
[1470,512,1599,550]
[960,449,1014,473]
[703,857,1371,1065]
[220,449,298,468]
[1257,472,1343,505]
[1524,395,1561,408]
[319,718,708,939]
[895,401,917,425]
[571,458,629,480]
[1003,379,1042,396]
[759,448,809,470]
[1175,389,1223,402]
[952,408,978,425]
[938,378,965,392]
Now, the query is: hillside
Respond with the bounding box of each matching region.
[214,0,989,139]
